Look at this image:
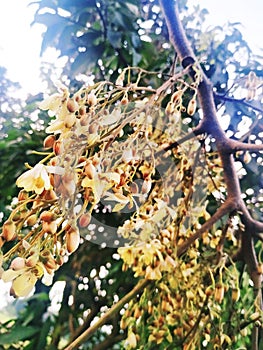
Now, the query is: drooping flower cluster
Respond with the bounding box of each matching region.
[0,65,238,350]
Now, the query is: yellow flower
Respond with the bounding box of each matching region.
[118,246,134,265]
[1,263,44,297]
[16,164,64,194]
[145,265,162,280]
[125,331,137,348]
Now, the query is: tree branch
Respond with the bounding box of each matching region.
[63,278,149,350]
[215,93,263,115]
[159,1,263,347]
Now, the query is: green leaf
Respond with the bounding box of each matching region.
[0,326,40,345]
[108,30,122,48]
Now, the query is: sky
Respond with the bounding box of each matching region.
[0,0,262,95]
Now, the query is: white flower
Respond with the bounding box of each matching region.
[1,263,44,297]
[16,164,64,194]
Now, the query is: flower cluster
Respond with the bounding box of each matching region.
[0,66,232,314]
[0,68,194,296]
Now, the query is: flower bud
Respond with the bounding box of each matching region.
[43,135,56,149]
[165,101,175,115]
[43,189,57,201]
[205,286,214,297]
[88,123,99,134]
[18,190,28,201]
[67,98,78,113]
[26,214,38,226]
[187,98,196,116]
[231,288,240,302]
[121,96,129,105]
[79,213,91,228]
[0,236,4,248]
[42,221,57,235]
[115,71,125,86]
[80,114,89,126]
[142,178,152,194]
[79,106,86,116]
[26,254,38,268]
[53,140,64,155]
[257,264,263,274]
[44,257,57,271]
[84,162,96,179]
[10,257,25,270]
[40,211,55,223]
[66,228,80,253]
[2,220,17,241]
[215,283,224,303]
[171,90,183,105]
[87,91,97,106]
[64,113,76,128]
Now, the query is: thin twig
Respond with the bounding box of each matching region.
[63,278,149,350]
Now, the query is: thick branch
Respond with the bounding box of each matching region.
[159,0,262,221]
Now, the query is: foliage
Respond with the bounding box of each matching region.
[0,0,263,349]
[0,67,47,217]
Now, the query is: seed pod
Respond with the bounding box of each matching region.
[43,135,56,149]
[2,220,17,241]
[66,228,80,253]
[187,98,196,116]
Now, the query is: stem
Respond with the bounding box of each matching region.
[63,278,149,350]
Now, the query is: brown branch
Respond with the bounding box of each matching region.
[214,93,263,115]
[159,2,263,347]
[63,278,149,350]
[177,199,235,256]
[93,334,126,350]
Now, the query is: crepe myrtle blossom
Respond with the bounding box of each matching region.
[16,163,64,194]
